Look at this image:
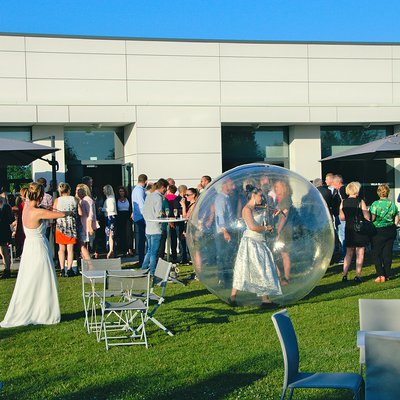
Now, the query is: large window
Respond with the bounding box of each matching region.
[321,126,394,204]
[0,127,32,192]
[64,127,123,162]
[222,126,289,171]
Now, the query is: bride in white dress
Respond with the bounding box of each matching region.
[230,186,282,306]
[1,182,68,328]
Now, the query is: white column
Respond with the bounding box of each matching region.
[288,125,321,180]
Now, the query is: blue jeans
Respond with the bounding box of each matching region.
[142,233,162,275]
[335,216,346,257]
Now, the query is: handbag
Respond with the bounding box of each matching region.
[353,200,376,236]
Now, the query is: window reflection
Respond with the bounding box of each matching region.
[64,128,123,162]
[222,126,289,171]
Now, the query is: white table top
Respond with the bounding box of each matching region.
[146,217,188,223]
[357,330,400,347]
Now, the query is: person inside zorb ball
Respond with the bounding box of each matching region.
[186,164,335,307]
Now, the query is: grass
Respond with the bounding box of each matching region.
[1,255,400,400]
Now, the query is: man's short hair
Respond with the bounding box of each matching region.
[138,174,148,183]
[82,176,93,186]
[37,177,47,187]
[312,178,323,188]
[202,175,212,183]
[154,178,168,190]
[333,174,343,183]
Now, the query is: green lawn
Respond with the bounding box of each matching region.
[1,256,400,400]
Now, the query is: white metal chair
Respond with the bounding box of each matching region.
[272,309,362,400]
[99,269,151,350]
[135,258,174,336]
[358,299,400,368]
[365,333,400,400]
[81,258,122,334]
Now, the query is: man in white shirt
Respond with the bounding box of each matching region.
[131,174,147,267]
[142,178,168,275]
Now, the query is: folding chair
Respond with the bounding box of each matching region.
[365,333,400,400]
[358,299,400,370]
[99,270,151,350]
[81,258,122,334]
[272,309,362,400]
[136,258,174,336]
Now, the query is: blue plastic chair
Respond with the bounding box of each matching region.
[271,309,363,400]
[365,333,400,400]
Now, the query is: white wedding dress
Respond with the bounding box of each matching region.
[1,221,60,328]
[233,213,282,296]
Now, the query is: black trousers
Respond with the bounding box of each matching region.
[371,224,397,278]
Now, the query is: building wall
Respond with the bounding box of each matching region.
[0,34,400,185]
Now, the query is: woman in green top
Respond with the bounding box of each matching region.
[370,184,399,282]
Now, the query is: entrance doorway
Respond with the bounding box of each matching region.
[66,163,123,196]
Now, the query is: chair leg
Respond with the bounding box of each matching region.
[287,388,294,400]
[280,387,287,400]
[147,316,174,336]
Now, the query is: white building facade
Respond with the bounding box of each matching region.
[1,33,400,202]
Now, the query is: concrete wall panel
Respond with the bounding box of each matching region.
[137,106,220,127]
[220,42,307,58]
[129,81,220,105]
[308,44,392,59]
[27,79,127,104]
[0,79,26,103]
[221,106,310,123]
[69,105,136,123]
[337,106,400,123]
[37,106,69,123]
[27,52,126,79]
[220,57,308,81]
[0,35,25,51]
[0,52,26,78]
[136,127,221,153]
[0,105,36,123]
[309,83,392,104]
[221,82,308,105]
[137,153,221,185]
[26,36,125,54]
[309,107,337,122]
[126,40,219,56]
[309,58,392,82]
[127,55,219,81]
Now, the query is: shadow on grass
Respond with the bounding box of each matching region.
[168,288,210,302]
[301,265,400,304]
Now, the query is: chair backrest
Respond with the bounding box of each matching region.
[154,258,173,287]
[105,270,150,303]
[359,299,400,331]
[365,334,400,400]
[271,309,300,387]
[81,258,122,272]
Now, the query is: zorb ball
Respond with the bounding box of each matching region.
[186,164,334,306]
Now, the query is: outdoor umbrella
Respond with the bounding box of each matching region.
[0,138,59,166]
[320,133,400,162]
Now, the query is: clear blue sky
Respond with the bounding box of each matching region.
[1,0,399,43]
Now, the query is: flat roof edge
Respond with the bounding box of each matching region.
[0,31,399,46]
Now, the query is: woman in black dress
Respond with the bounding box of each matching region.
[0,196,13,278]
[339,181,370,283]
[115,186,133,256]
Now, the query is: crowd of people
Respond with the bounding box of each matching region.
[0,169,399,327]
[314,173,399,283]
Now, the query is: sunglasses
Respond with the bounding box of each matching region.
[185,193,193,197]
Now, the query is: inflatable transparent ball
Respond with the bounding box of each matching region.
[186,163,334,306]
